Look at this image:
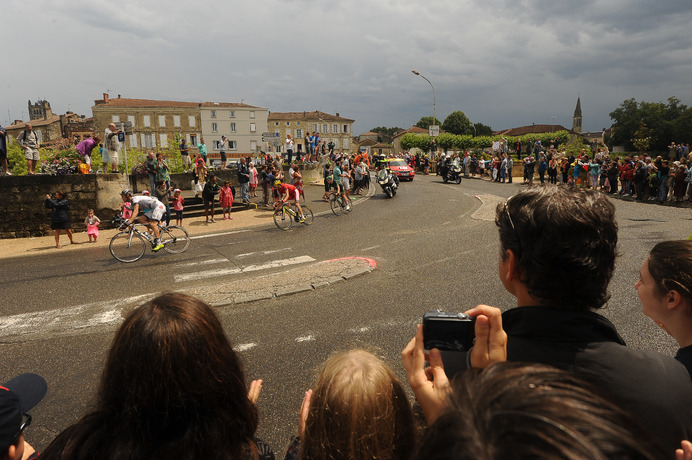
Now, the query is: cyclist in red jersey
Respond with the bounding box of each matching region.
[274,180,306,222]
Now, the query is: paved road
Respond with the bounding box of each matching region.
[1,174,690,453]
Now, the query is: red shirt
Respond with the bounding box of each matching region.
[278,183,297,194]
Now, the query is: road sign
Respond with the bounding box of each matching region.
[429,125,440,137]
[119,121,134,135]
[117,132,125,142]
[262,132,280,142]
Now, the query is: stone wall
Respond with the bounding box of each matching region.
[0,162,323,238]
[0,174,128,238]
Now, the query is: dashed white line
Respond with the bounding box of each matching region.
[234,343,258,352]
[295,335,315,342]
[190,230,250,240]
[176,258,228,267]
[174,255,316,282]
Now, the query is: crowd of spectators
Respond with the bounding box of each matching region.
[6,185,692,459]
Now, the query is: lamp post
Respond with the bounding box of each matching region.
[412,69,436,135]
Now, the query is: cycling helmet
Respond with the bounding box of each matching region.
[273,179,282,187]
[120,189,133,196]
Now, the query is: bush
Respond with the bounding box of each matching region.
[39,149,82,175]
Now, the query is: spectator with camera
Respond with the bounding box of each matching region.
[0,373,46,460]
[438,186,692,455]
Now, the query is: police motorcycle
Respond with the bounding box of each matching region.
[441,156,462,184]
[374,155,399,198]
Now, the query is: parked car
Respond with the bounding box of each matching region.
[386,159,415,181]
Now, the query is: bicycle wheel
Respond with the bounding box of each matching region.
[300,205,314,225]
[162,226,190,254]
[273,207,293,230]
[330,195,343,216]
[110,231,146,263]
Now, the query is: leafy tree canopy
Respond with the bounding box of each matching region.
[609,97,692,151]
[369,126,403,144]
[474,122,493,137]
[415,116,442,130]
[442,111,473,135]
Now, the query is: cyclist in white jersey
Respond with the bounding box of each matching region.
[120,190,165,251]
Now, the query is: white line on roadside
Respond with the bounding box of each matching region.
[237,248,291,258]
[174,255,316,282]
[295,335,315,342]
[175,258,228,267]
[234,343,258,352]
[0,293,154,341]
[361,245,380,251]
[190,230,250,240]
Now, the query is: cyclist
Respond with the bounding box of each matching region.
[325,174,350,209]
[274,180,306,222]
[119,190,166,251]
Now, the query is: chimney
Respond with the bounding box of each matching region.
[103,93,109,103]
[118,94,121,99]
[336,112,339,117]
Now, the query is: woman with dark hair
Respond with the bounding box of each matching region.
[413,362,667,460]
[45,190,78,248]
[41,293,274,460]
[286,349,416,460]
[636,240,692,378]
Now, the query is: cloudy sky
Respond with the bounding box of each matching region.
[2,0,691,135]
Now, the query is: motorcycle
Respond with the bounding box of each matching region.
[376,168,399,198]
[442,161,462,184]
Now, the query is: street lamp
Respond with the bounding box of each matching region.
[412,69,436,134]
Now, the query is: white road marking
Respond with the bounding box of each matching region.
[234,343,258,352]
[190,230,249,240]
[175,258,228,267]
[0,294,154,340]
[361,245,380,251]
[295,335,315,342]
[174,255,316,282]
[236,252,256,258]
[237,248,291,258]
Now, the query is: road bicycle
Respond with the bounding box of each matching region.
[109,217,190,263]
[272,200,313,230]
[329,191,353,216]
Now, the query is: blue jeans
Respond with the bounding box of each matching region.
[241,182,249,202]
[148,173,156,193]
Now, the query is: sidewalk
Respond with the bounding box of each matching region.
[0,182,370,260]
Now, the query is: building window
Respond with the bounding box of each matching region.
[143,115,151,127]
[190,134,197,146]
[343,124,349,134]
[173,115,181,127]
[313,124,318,132]
[297,121,301,126]
[230,122,236,132]
[296,129,302,138]
[249,111,255,119]
[332,124,339,133]
[228,140,237,150]
[213,141,221,150]
[286,122,290,126]
[160,134,168,148]
[343,138,349,149]
[275,122,279,126]
[128,115,135,126]
[250,140,257,152]
[143,133,154,148]
[112,115,120,123]
[211,110,216,118]
[159,115,166,127]
[189,116,196,128]
[230,111,235,118]
[323,124,328,133]
[129,134,138,147]
[250,123,256,133]
[212,122,218,132]
[35,130,43,143]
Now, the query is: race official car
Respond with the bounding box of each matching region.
[386,159,415,181]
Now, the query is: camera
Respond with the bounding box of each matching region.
[422,310,475,352]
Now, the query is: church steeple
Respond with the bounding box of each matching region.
[572,97,582,133]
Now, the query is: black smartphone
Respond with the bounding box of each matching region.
[422,310,475,352]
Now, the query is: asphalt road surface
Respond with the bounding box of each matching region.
[1,174,690,454]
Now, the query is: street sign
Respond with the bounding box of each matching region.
[262,132,280,142]
[119,121,134,135]
[429,125,440,137]
[117,132,125,142]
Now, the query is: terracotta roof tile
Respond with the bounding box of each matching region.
[7,114,61,129]
[268,110,354,122]
[493,124,568,136]
[93,98,200,108]
[201,102,266,109]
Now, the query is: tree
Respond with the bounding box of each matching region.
[473,122,493,137]
[631,123,652,154]
[441,111,473,135]
[415,116,442,130]
[370,126,402,144]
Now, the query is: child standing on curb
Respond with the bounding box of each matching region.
[172,189,185,226]
[84,209,100,243]
[219,181,234,220]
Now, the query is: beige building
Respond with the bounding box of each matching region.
[392,126,428,156]
[267,111,355,155]
[91,94,202,154]
[200,102,268,159]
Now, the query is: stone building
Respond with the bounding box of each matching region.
[91,94,201,153]
[200,102,268,159]
[392,126,428,155]
[267,111,354,155]
[573,97,583,134]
